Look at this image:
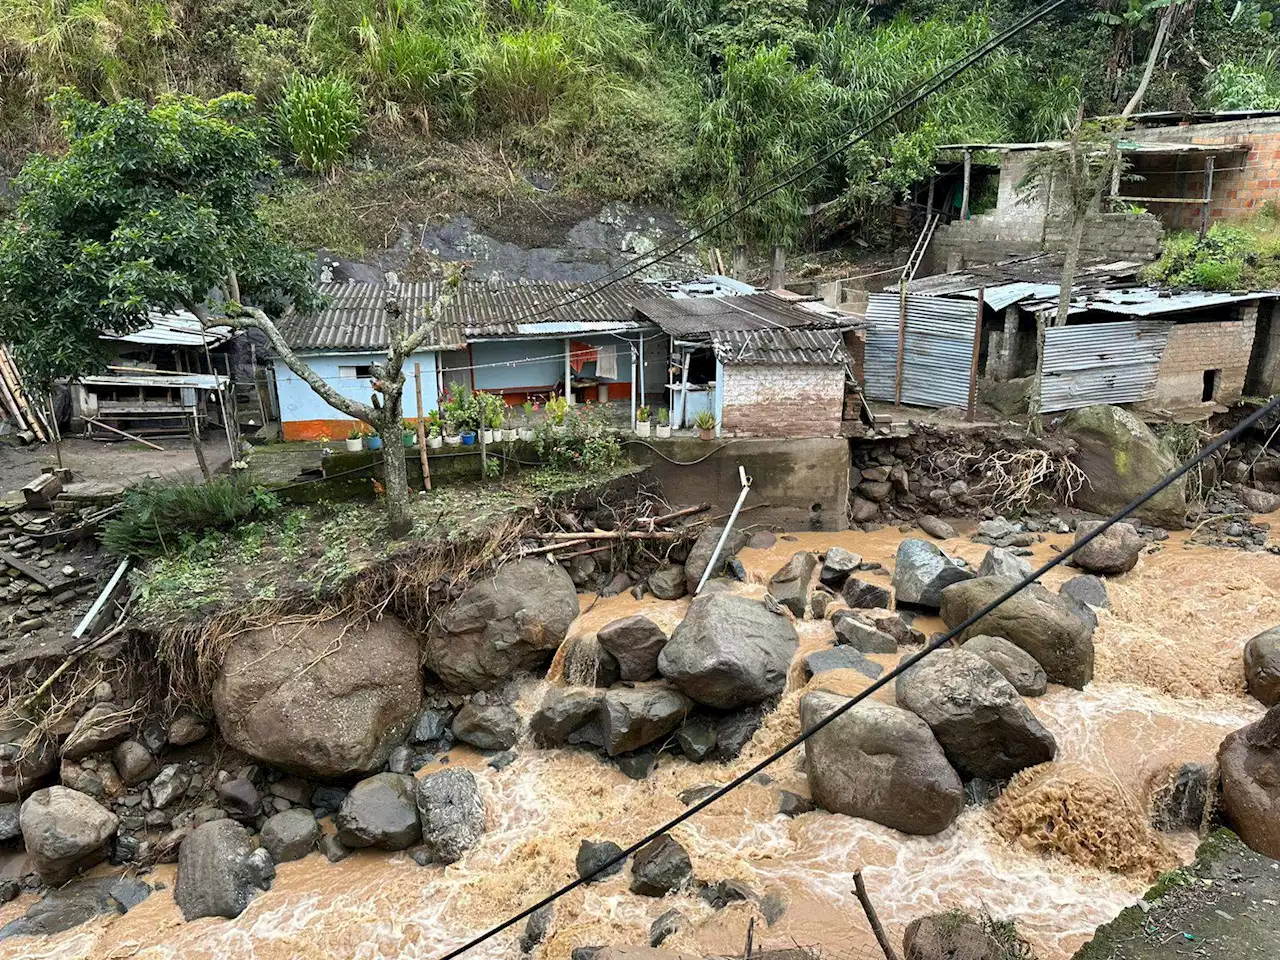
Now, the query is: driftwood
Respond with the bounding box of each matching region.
[853,870,901,960]
[535,530,682,542]
[646,502,710,528]
[85,417,165,451]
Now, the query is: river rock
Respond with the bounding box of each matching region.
[801,648,883,683]
[842,578,891,610]
[600,684,691,756]
[903,912,1003,960]
[560,634,621,688]
[260,808,320,863]
[895,650,1056,780]
[832,613,898,653]
[768,552,817,617]
[577,839,625,882]
[597,616,668,682]
[335,773,421,850]
[415,768,485,864]
[520,904,555,953]
[216,777,260,822]
[452,703,522,751]
[1059,574,1109,610]
[61,704,133,761]
[801,693,962,835]
[675,719,716,760]
[167,712,209,747]
[819,547,862,588]
[175,819,272,921]
[658,594,798,709]
[213,613,422,779]
[1062,405,1186,527]
[940,577,1094,689]
[892,539,974,609]
[977,547,1032,583]
[647,565,687,601]
[1241,486,1280,514]
[529,688,604,747]
[918,517,956,540]
[649,908,685,947]
[426,560,579,692]
[1072,520,1143,575]
[713,708,764,761]
[0,875,151,940]
[20,787,118,885]
[0,802,18,842]
[1219,705,1280,859]
[684,526,750,595]
[629,835,692,896]
[59,760,103,799]
[148,764,190,809]
[1244,626,1280,707]
[0,720,57,802]
[113,741,158,787]
[962,636,1047,697]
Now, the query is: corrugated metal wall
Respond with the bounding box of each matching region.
[863,294,978,407]
[1040,320,1171,413]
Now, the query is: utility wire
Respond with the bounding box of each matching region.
[436,393,1280,960]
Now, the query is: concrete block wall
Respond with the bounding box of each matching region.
[720,363,844,438]
[933,210,1163,264]
[1043,212,1165,260]
[1148,312,1257,410]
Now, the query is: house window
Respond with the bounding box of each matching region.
[338,364,374,379]
[1202,369,1219,402]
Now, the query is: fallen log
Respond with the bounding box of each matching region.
[646,502,710,528]
[534,530,682,542]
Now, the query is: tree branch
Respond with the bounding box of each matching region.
[1122,5,1174,118]
[397,279,462,360]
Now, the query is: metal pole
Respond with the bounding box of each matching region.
[1200,155,1215,239]
[414,361,431,491]
[966,287,984,423]
[638,334,645,407]
[677,349,691,429]
[893,279,908,408]
[564,338,573,405]
[960,149,972,220]
[695,465,752,595]
[630,343,637,430]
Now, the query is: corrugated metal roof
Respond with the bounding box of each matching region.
[710,329,847,366]
[1040,321,1171,413]
[1075,288,1277,317]
[635,292,858,338]
[104,311,234,347]
[81,373,227,389]
[863,294,977,407]
[445,280,653,338]
[936,139,1246,154]
[279,282,466,352]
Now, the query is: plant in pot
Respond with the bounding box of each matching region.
[344,422,363,452]
[546,395,570,434]
[694,410,716,441]
[655,408,671,438]
[635,405,651,438]
[403,427,417,449]
[427,423,442,449]
[364,423,383,450]
[443,420,462,446]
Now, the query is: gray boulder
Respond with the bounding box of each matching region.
[596,616,668,682]
[335,773,421,850]
[1241,486,1280,514]
[684,526,750,595]
[768,552,817,618]
[20,787,118,885]
[0,720,57,802]
[600,685,692,756]
[962,635,1047,697]
[415,768,485,864]
[260,808,321,863]
[1219,705,1280,859]
[213,613,422,778]
[842,578,891,610]
[175,819,272,921]
[529,688,604,747]
[61,705,133,761]
[113,741,158,787]
[892,539,974,609]
[801,693,962,835]
[977,547,1033,583]
[658,594,798,709]
[629,835,692,896]
[648,565,687,601]
[1059,574,1109,610]
[576,839,625,882]
[895,650,1057,780]
[1245,627,1280,707]
[820,547,862,589]
[918,516,957,540]
[940,577,1095,689]
[426,560,579,693]
[0,802,18,842]
[1072,520,1143,575]
[0,876,150,940]
[903,913,1004,960]
[167,712,209,747]
[452,703,522,751]
[833,613,898,653]
[801,648,883,683]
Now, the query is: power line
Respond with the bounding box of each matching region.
[436,392,1280,960]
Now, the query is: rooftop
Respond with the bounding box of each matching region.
[709,328,848,366]
[634,290,859,339]
[277,282,466,353]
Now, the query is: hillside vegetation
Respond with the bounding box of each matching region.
[1,0,1278,254]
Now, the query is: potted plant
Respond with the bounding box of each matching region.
[403,428,417,449]
[444,420,462,446]
[461,427,477,446]
[365,425,383,450]
[427,424,442,449]
[344,423,363,452]
[694,410,716,441]
[635,405,651,438]
[546,395,570,434]
[655,408,671,439]
[518,401,537,442]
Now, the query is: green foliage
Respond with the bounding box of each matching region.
[277,72,362,172]
[533,409,625,470]
[1206,54,1280,109]
[1142,216,1280,290]
[102,478,282,559]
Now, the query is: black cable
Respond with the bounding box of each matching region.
[436,393,1280,960]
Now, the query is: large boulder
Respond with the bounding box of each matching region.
[892,539,974,609]
[767,552,817,618]
[977,547,1032,583]
[452,703,522,751]
[1244,627,1280,707]
[939,577,1094,689]
[962,636,1047,697]
[60,704,133,761]
[426,560,579,693]
[1071,520,1143,575]
[658,594,798,709]
[600,685,692,756]
[415,768,485,864]
[335,773,421,850]
[529,688,604,747]
[903,913,1004,960]
[0,720,57,802]
[629,835,692,896]
[1219,705,1280,859]
[895,650,1056,780]
[20,787,119,885]
[1059,574,1109,610]
[1061,405,1186,527]
[801,693,963,835]
[213,613,421,779]
[175,819,274,921]
[647,565,687,601]
[597,616,668,682]
[820,548,862,589]
[684,526,750,595]
[259,809,321,863]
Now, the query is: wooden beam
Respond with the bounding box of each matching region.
[1200,155,1215,239]
[83,417,164,451]
[0,547,58,588]
[960,150,972,221]
[966,288,985,423]
[414,362,431,491]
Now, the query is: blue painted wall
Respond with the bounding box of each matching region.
[273,350,439,424]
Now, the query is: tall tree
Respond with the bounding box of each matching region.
[0,91,451,534]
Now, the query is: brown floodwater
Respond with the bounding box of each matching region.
[1,515,1276,960]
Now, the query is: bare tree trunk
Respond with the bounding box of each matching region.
[1122,6,1173,117]
[377,405,411,537]
[1056,214,1087,327]
[187,413,212,482]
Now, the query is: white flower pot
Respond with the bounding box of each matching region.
[344,438,362,452]
[482,429,494,444]
[502,428,517,442]
[635,421,651,438]
[428,435,442,450]
[655,425,671,438]
[519,428,535,442]
[444,434,462,446]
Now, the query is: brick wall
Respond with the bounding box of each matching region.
[1147,311,1257,411]
[720,364,844,438]
[1136,117,1280,220]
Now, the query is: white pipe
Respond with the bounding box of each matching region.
[563,338,573,404]
[73,559,129,639]
[630,343,637,429]
[638,334,645,405]
[696,465,751,595]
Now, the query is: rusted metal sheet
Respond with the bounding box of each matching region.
[1039,320,1171,413]
[863,294,976,407]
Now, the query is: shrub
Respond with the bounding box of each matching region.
[277,72,362,173]
[102,478,282,559]
[534,410,625,471]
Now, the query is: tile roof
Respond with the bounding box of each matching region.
[278,282,466,352]
[441,280,654,339]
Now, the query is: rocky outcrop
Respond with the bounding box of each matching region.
[213,613,421,779]
[820,548,862,589]
[260,809,321,863]
[962,636,1047,697]
[1244,627,1280,707]
[600,685,691,756]
[892,539,974,609]
[1072,520,1143,575]
[977,547,1032,583]
[530,688,604,747]
[684,525,750,594]
[415,768,485,865]
[597,616,668,682]
[658,594,798,709]
[801,693,963,835]
[895,650,1056,780]
[175,819,274,921]
[1062,404,1186,527]
[1219,705,1280,859]
[20,787,119,885]
[767,552,817,617]
[452,703,522,751]
[335,773,421,850]
[630,835,692,896]
[426,560,579,692]
[940,577,1094,689]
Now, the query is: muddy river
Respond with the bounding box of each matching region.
[2,519,1277,960]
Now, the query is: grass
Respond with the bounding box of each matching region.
[1142,208,1280,291]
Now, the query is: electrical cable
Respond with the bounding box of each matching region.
[435,393,1280,960]
[621,437,742,465]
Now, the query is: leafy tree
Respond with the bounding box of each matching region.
[0,91,450,533]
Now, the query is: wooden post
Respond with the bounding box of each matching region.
[249,342,270,430]
[893,279,908,408]
[926,175,936,216]
[966,287,985,423]
[630,342,637,430]
[677,349,691,429]
[853,870,901,960]
[186,409,211,482]
[1200,155,1215,239]
[414,362,431,491]
[960,149,972,221]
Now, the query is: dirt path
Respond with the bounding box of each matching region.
[0,437,232,501]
